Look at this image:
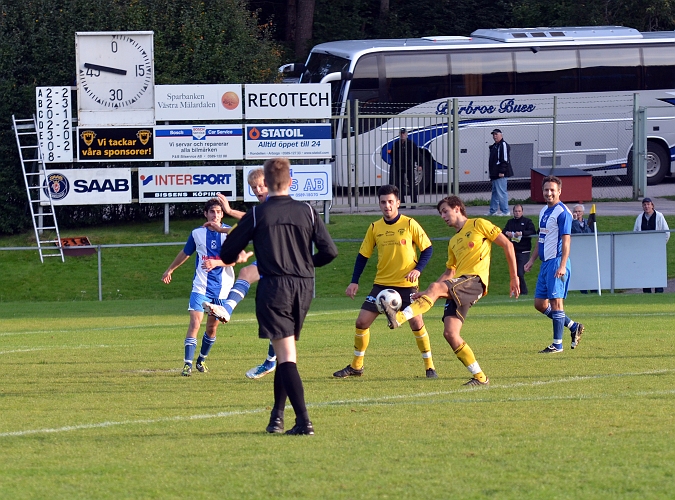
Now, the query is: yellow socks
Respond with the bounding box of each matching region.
[453,341,487,383]
[412,326,435,370]
[351,328,370,370]
[398,295,435,324]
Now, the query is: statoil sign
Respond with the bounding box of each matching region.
[245,124,331,158]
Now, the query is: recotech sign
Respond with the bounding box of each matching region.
[77,127,154,161]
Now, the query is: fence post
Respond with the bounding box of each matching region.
[97,245,102,301]
[633,94,647,199]
[552,96,557,173]
[452,98,460,195]
[354,99,360,210]
[346,103,353,211]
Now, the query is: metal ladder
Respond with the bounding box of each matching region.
[12,115,64,262]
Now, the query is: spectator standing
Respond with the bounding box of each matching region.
[487,129,513,216]
[503,204,536,294]
[571,204,593,234]
[389,128,423,206]
[633,197,670,293]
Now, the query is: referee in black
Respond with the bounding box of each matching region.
[219,157,338,435]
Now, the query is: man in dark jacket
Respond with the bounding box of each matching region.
[389,128,423,206]
[487,129,514,216]
[503,204,536,294]
[218,157,338,435]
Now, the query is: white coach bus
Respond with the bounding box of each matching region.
[287,26,675,189]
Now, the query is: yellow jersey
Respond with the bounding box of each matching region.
[446,218,501,295]
[359,215,432,287]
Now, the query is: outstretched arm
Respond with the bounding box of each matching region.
[218,193,246,220]
[162,250,190,284]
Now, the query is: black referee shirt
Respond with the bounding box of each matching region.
[219,195,338,278]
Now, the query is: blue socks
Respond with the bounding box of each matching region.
[542,305,577,332]
[551,310,565,349]
[197,333,216,363]
[184,337,197,365]
[223,279,251,315]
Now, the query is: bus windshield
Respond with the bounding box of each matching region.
[301,52,350,105]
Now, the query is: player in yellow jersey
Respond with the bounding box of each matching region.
[333,184,437,379]
[380,195,520,386]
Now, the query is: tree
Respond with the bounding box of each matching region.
[0,0,282,235]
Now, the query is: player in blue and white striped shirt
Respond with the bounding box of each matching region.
[162,198,250,376]
[525,176,585,353]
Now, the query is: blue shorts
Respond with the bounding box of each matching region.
[534,258,570,300]
[188,292,226,312]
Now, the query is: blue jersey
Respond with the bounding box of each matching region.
[537,202,572,262]
[183,225,235,298]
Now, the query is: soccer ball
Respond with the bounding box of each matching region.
[376,289,402,314]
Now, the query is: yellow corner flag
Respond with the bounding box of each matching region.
[588,204,596,232]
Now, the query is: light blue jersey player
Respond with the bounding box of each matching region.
[202,169,278,380]
[162,198,236,376]
[525,175,585,353]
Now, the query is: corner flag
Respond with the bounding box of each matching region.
[588,204,596,232]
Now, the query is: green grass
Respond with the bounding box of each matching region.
[1,294,674,499]
[0,214,673,302]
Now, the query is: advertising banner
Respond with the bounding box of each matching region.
[77,127,154,162]
[138,166,236,203]
[40,168,132,205]
[244,83,331,119]
[244,165,331,202]
[244,124,332,159]
[154,125,243,161]
[155,84,243,121]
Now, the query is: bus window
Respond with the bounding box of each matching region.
[643,45,675,90]
[580,47,641,92]
[385,53,451,103]
[515,49,578,94]
[348,54,380,104]
[450,51,514,96]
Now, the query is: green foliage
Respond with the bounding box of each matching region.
[0,0,281,235]
[1,295,674,498]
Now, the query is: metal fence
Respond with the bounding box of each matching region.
[327,93,658,211]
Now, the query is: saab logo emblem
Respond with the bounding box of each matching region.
[140,175,154,186]
[192,127,206,140]
[468,241,475,248]
[248,127,260,140]
[400,239,406,245]
[43,172,69,200]
[137,130,152,145]
[210,240,217,249]
[80,130,96,147]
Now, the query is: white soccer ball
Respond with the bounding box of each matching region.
[376,288,402,313]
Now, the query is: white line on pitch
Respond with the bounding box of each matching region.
[1,368,672,439]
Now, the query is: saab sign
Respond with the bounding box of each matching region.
[243,165,331,202]
[138,166,236,203]
[244,84,331,119]
[40,169,132,205]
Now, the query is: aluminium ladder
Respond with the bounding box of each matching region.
[12,115,64,262]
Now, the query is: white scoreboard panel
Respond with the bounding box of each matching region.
[35,86,74,163]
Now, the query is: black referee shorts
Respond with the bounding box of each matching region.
[255,276,314,340]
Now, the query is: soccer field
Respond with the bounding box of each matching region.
[1,294,674,499]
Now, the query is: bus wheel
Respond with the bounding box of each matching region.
[646,142,669,185]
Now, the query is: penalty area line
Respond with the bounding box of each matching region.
[1,368,672,439]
